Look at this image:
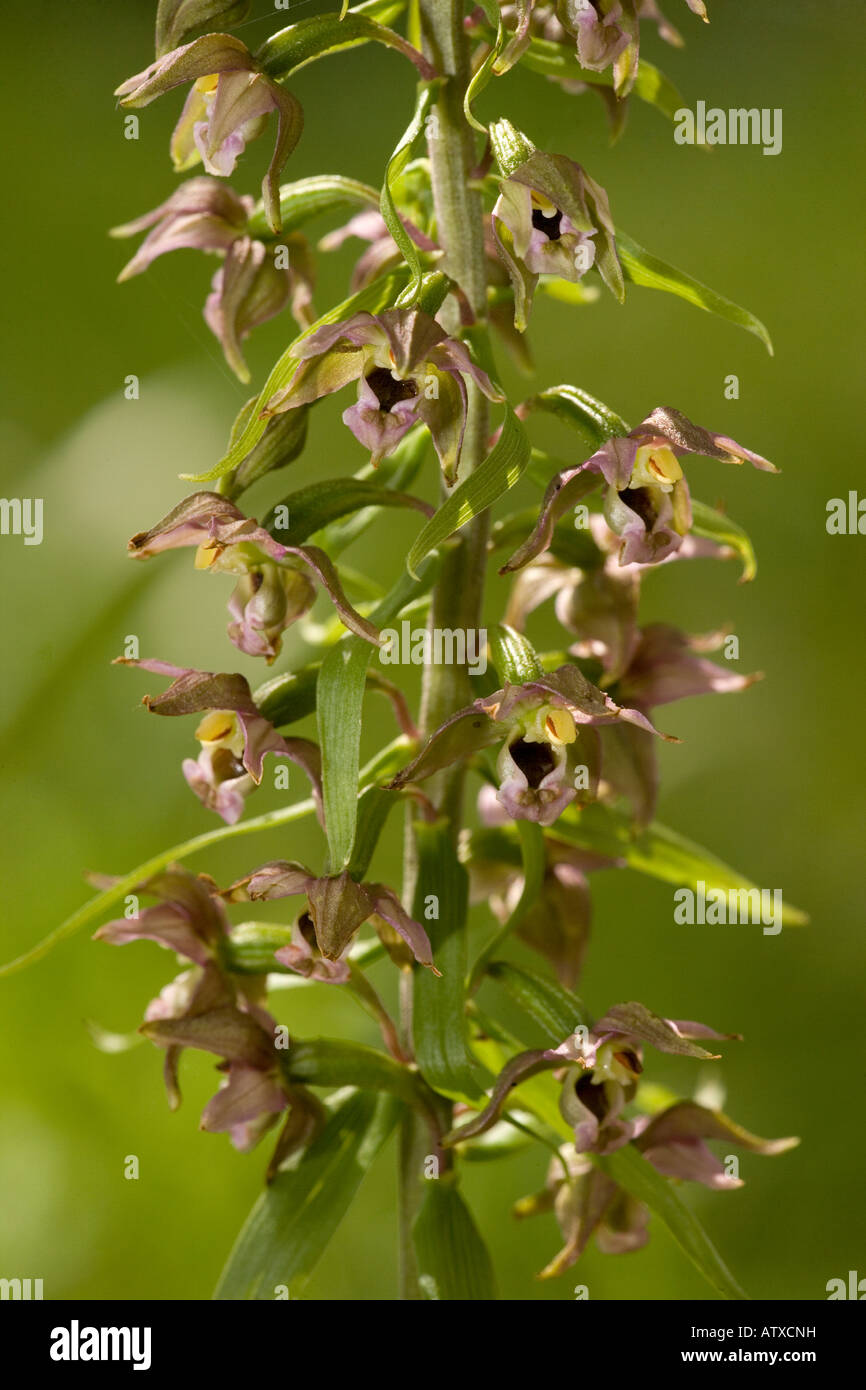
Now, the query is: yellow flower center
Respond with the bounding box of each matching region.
[543,706,576,746]
[631,444,683,492]
[194,73,221,95]
[530,192,558,218]
[194,542,220,570]
[195,710,236,745]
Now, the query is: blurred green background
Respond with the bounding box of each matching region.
[1,0,862,1301]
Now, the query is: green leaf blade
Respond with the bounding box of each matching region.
[616,229,773,354]
[246,174,380,240]
[214,1089,400,1300]
[556,805,808,927]
[412,820,483,1103]
[406,408,531,578]
[412,1181,497,1300]
[597,1145,750,1301]
[318,557,440,868]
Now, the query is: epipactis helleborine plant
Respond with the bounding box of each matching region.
[8,0,803,1303]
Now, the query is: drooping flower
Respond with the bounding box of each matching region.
[492,150,623,329]
[94,865,229,968]
[561,0,709,96]
[111,183,313,379]
[514,1144,650,1276]
[203,234,311,381]
[128,491,379,657]
[503,407,777,570]
[553,1004,737,1154]
[587,622,758,826]
[389,664,673,827]
[261,308,503,483]
[93,866,285,1141]
[115,34,304,232]
[506,545,640,687]
[613,623,761,710]
[114,658,323,824]
[516,1096,796,1276]
[224,861,438,972]
[632,1100,798,1190]
[319,208,437,295]
[446,1001,738,1153]
[111,177,253,280]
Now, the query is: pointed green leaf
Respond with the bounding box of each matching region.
[616,229,773,354]
[412,1180,497,1300]
[318,557,440,868]
[214,1089,400,1300]
[263,476,431,544]
[468,820,546,990]
[0,796,318,979]
[256,10,431,82]
[690,497,758,582]
[596,1145,750,1301]
[246,174,380,239]
[555,804,808,926]
[412,820,483,1103]
[485,959,587,1042]
[381,81,441,293]
[346,785,398,881]
[406,408,530,578]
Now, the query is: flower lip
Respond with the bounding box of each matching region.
[531,204,564,241]
[509,736,558,789]
[617,486,658,528]
[366,366,418,413]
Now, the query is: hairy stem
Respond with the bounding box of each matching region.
[398,0,492,1299]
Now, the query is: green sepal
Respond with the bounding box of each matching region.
[488,623,544,684]
[489,117,536,177]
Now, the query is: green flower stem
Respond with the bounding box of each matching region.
[397,0,491,1299]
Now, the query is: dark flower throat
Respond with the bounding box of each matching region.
[366,367,418,412]
[509,737,557,789]
[531,206,564,241]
